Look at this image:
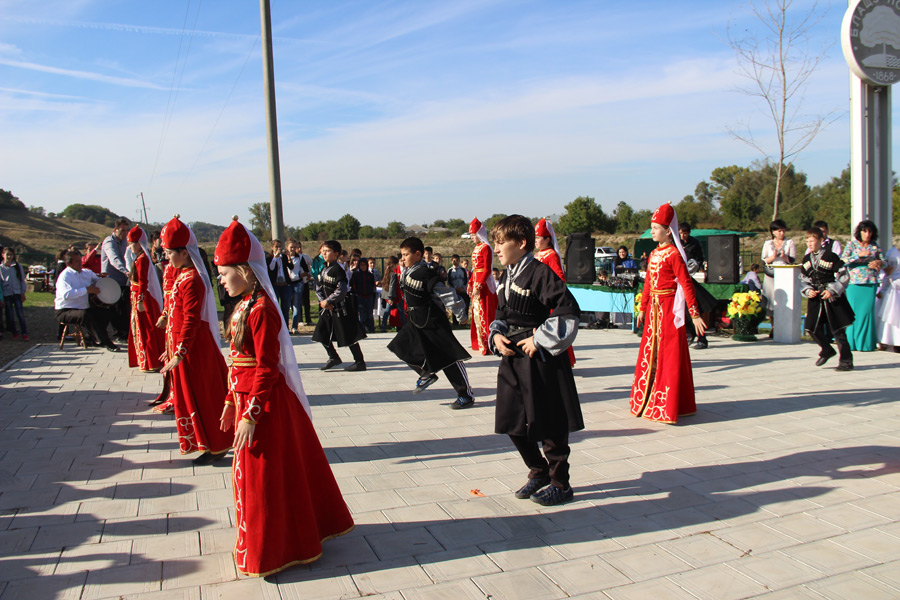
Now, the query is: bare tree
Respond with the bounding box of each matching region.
[727,0,834,221]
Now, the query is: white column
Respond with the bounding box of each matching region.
[772,265,802,344]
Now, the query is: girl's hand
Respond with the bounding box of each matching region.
[220,404,235,432]
[636,311,645,327]
[156,315,166,329]
[234,420,256,450]
[137,302,145,313]
[160,355,182,375]
[692,315,706,337]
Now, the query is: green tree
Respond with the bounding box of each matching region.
[386,221,406,238]
[807,167,851,235]
[248,202,271,241]
[0,189,25,210]
[59,203,121,225]
[302,221,330,242]
[557,196,612,235]
[332,214,361,239]
[358,225,375,239]
[28,205,46,216]
[190,221,227,243]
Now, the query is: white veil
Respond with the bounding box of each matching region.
[184,225,222,346]
[545,218,562,262]
[666,209,689,329]
[134,228,164,310]
[239,226,312,418]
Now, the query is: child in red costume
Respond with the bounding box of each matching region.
[534,218,576,367]
[630,204,706,423]
[468,217,498,355]
[126,226,165,372]
[215,217,354,577]
[159,215,232,463]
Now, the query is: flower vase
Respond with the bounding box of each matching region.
[732,317,758,342]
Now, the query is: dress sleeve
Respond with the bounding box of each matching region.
[545,252,565,281]
[241,302,283,424]
[136,255,150,301]
[471,245,491,287]
[174,275,203,358]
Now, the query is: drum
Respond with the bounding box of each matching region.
[95,277,122,305]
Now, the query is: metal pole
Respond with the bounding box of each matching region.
[139,192,149,224]
[260,0,285,241]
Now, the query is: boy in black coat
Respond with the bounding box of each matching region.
[489,215,583,506]
[312,240,367,371]
[801,227,855,371]
[387,237,474,409]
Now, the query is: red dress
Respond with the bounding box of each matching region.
[128,253,165,372]
[535,248,576,367]
[228,293,354,576]
[469,242,497,355]
[166,266,232,454]
[630,244,700,423]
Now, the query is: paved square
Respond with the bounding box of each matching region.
[0,328,898,599]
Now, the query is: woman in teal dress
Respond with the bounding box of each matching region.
[841,220,884,351]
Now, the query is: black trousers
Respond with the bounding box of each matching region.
[509,433,571,489]
[111,286,131,337]
[809,325,852,367]
[412,360,473,400]
[322,341,364,363]
[56,307,114,346]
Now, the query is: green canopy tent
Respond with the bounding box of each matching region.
[638,228,758,239]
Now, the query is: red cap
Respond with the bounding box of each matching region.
[214,216,253,266]
[535,218,551,238]
[161,215,190,249]
[127,225,143,243]
[651,203,674,227]
[469,217,482,234]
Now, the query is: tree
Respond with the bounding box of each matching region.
[302,221,330,242]
[189,221,226,243]
[59,203,120,226]
[0,189,25,210]
[28,206,46,216]
[248,202,272,241]
[557,196,612,235]
[332,214,361,240]
[727,0,833,221]
[807,167,852,234]
[358,225,375,239]
[386,221,406,238]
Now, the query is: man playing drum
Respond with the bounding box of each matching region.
[55,250,120,352]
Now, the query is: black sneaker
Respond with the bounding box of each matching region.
[514,477,551,499]
[691,340,708,350]
[105,343,121,353]
[835,363,854,372]
[815,349,837,366]
[530,485,574,506]
[345,361,366,372]
[414,373,438,394]
[450,396,474,410]
[320,357,341,371]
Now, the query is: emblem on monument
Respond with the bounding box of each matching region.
[842,0,900,85]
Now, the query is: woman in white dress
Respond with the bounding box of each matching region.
[876,245,900,351]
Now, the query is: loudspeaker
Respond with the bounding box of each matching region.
[565,233,595,284]
[706,234,739,284]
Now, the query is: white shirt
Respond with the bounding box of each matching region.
[55,267,100,310]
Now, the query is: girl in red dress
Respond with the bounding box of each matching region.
[126,226,165,372]
[159,216,232,463]
[468,217,498,355]
[215,217,354,577]
[534,218,576,366]
[630,204,705,423]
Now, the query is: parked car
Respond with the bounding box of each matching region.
[460,233,473,239]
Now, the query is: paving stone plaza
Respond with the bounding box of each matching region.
[1,328,899,599]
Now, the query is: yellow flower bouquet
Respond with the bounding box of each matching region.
[727,291,763,340]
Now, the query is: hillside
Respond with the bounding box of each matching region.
[0,209,111,265]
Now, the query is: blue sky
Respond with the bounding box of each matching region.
[0,0,893,228]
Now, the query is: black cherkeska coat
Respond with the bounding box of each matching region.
[493,259,583,442]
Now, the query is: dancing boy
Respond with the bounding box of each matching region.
[489,215,583,506]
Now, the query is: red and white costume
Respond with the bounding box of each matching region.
[534,218,576,366]
[468,217,498,355]
[127,226,165,372]
[161,216,232,455]
[630,204,700,423]
[215,217,353,577]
